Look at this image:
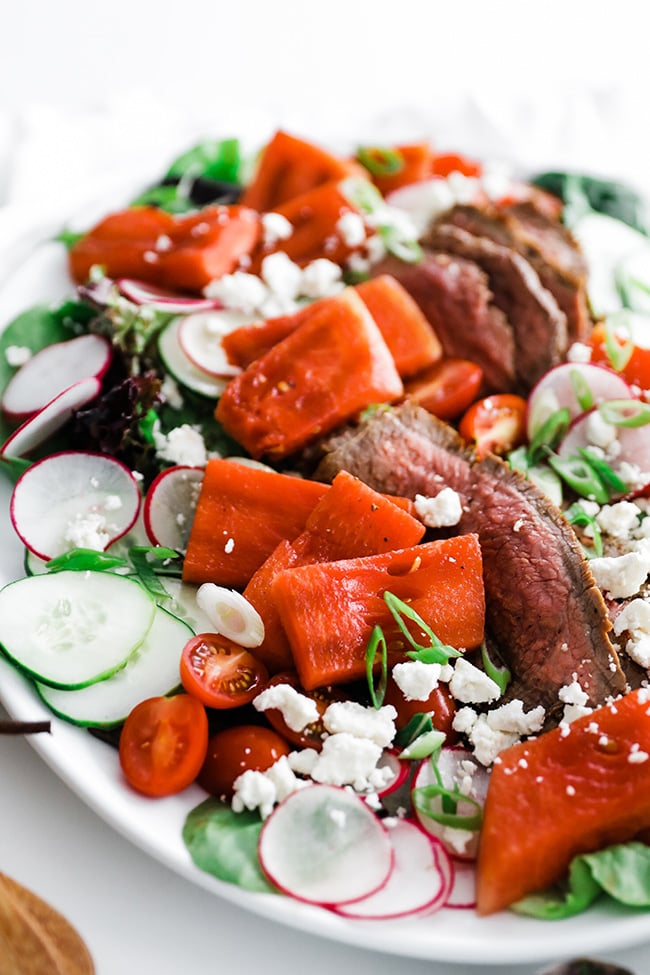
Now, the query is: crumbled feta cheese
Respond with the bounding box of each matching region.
[452,699,545,766]
[288,749,319,776]
[629,748,649,764]
[307,732,383,791]
[566,342,593,364]
[260,252,303,302]
[414,488,463,528]
[585,410,617,449]
[613,598,650,668]
[253,683,319,732]
[204,270,268,314]
[299,259,343,299]
[64,512,110,551]
[155,234,173,252]
[559,677,592,724]
[391,659,448,701]
[596,500,642,538]
[486,699,545,736]
[103,494,122,512]
[160,373,184,409]
[449,658,501,705]
[231,769,277,819]
[153,424,208,468]
[322,701,396,747]
[4,345,31,367]
[261,212,293,246]
[336,211,366,248]
[590,540,650,598]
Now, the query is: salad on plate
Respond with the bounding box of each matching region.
[1,128,650,938]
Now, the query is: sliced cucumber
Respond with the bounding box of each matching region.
[156,577,215,633]
[0,571,155,689]
[37,605,191,727]
[158,317,229,398]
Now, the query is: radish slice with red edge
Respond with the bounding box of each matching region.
[178,310,254,378]
[1,377,102,459]
[143,465,204,552]
[158,319,230,398]
[10,451,141,561]
[526,362,633,442]
[411,746,489,861]
[333,818,454,920]
[117,278,223,313]
[557,408,650,483]
[446,858,477,909]
[1,333,112,421]
[258,784,393,906]
[375,749,409,799]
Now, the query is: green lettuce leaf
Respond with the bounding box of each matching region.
[183,798,276,894]
[513,842,650,919]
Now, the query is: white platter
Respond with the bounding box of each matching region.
[0,212,649,967]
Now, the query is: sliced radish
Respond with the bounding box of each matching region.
[10,451,141,561]
[143,465,204,552]
[1,377,102,459]
[557,408,650,479]
[333,818,453,920]
[2,333,112,421]
[158,318,230,398]
[258,784,393,906]
[118,278,224,313]
[412,746,489,861]
[446,858,477,910]
[526,362,633,441]
[178,310,253,377]
[375,749,410,799]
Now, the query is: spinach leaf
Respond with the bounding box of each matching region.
[532,171,650,236]
[0,303,88,445]
[513,841,650,919]
[183,797,276,894]
[165,138,242,184]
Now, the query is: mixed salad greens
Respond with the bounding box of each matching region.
[1,129,650,925]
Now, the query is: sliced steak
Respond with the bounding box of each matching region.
[316,402,625,723]
[442,203,592,343]
[373,252,516,392]
[422,223,568,392]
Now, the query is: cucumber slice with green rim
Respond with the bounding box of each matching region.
[0,570,155,689]
[37,605,191,727]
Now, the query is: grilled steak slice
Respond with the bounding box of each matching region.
[316,403,625,722]
[442,203,592,343]
[372,252,516,392]
[422,223,568,392]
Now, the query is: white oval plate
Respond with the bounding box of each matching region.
[0,217,649,967]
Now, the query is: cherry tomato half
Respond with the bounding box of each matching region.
[119,694,208,797]
[459,393,527,457]
[198,725,291,798]
[180,633,268,709]
[430,152,482,179]
[384,674,458,744]
[589,322,650,392]
[262,672,346,751]
[404,358,484,420]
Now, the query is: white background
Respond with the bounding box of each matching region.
[1,3,650,974]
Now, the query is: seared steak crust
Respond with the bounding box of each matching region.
[373,253,516,392]
[316,403,625,721]
[422,224,568,392]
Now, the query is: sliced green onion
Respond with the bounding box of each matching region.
[393,712,434,750]
[565,502,604,558]
[527,407,571,464]
[356,146,404,177]
[578,448,628,495]
[139,408,159,445]
[598,398,650,428]
[340,177,385,215]
[547,453,610,504]
[570,368,594,412]
[412,781,483,830]
[365,624,388,709]
[603,313,635,372]
[128,545,181,598]
[398,728,446,760]
[480,641,511,695]
[378,227,423,265]
[45,548,129,573]
[384,591,461,663]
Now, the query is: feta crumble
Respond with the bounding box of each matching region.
[414,488,463,528]
[253,683,319,732]
[152,423,208,467]
[449,658,502,705]
[391,659,451,701]
[4,345,31,367]
[322,701,396,747]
